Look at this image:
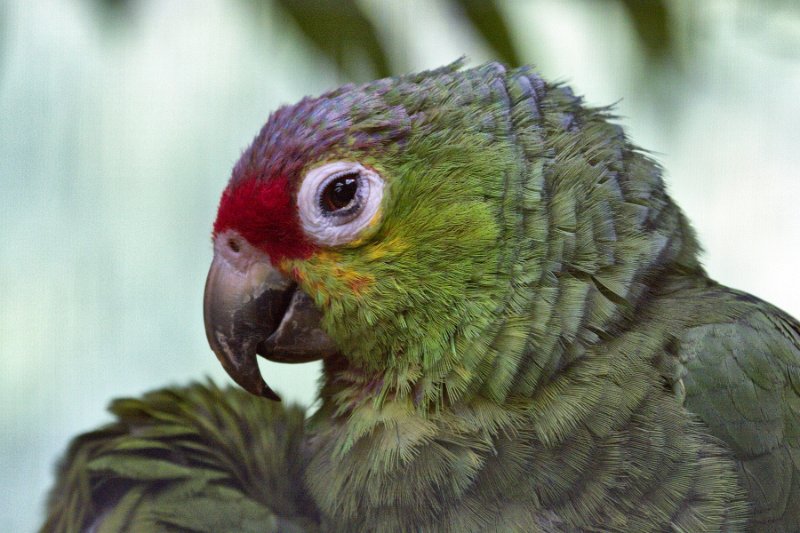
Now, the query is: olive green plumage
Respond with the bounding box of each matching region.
[42,62,799,532]
[41,382,317,532]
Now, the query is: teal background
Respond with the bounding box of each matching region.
[1,1,798,530]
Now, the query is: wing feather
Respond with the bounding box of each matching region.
[680,293,800,531]
[41,381,319,533]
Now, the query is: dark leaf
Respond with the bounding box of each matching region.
[92,0,134,19]
[271,0,391,80]
[95,0,131,10]
[449,0,521,67]
[617,0,674,62]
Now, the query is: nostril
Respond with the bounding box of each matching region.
[227,238,241,253]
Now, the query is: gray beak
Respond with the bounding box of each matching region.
[203,231,337,400]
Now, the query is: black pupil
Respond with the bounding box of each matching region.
[321,174,358,212]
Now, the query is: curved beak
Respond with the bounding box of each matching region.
[203,231,337,400]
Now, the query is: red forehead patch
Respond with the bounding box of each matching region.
[213,175,315,263]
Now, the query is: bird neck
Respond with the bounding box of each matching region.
[306,345,745,530]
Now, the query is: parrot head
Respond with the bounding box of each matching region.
[204,61,695,408]
[204,62,520,403]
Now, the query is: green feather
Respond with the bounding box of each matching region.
[41,381,317,532]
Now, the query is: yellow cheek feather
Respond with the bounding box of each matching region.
[345,207,383,248]
[281,251,376,301]
[365,236,408,262]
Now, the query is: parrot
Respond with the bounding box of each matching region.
[42,61,800,532]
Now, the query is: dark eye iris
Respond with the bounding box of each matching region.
[320,173,359,213]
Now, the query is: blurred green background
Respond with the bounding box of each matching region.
[1,0,799,530]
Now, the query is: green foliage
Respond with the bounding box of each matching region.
[86,0,674,79]
[88,0,800,84]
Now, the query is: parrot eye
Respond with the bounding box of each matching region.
[297,161,384,246]
[319,173,359,213]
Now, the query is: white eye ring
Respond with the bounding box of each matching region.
[297,161,384,246]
